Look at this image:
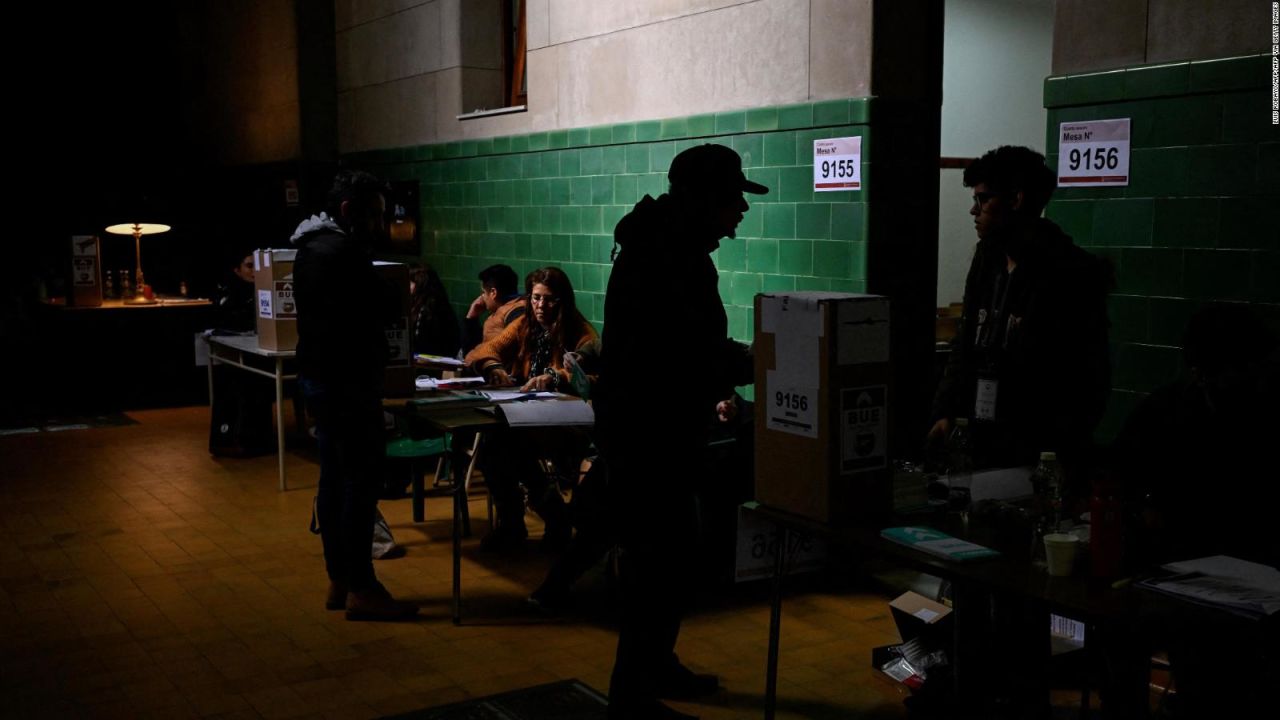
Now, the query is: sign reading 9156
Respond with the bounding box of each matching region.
[1057,118,1130,188]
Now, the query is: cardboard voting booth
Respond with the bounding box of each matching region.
[753,292,892,525]
[254,249,297,351]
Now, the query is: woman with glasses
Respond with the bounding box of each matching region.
[464,266,599,550]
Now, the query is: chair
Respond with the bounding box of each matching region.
[385,432,492,534]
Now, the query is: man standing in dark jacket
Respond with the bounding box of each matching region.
[292,170,417,621]
[599,144,764,719]
[929,145,1110,470]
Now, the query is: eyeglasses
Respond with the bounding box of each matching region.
[531,293,559,306]
[972,191,999,206]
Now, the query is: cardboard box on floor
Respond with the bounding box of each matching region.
[889,591,953,647]
[753,292,892,526]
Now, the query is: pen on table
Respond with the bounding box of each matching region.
[1111,577,1133,589]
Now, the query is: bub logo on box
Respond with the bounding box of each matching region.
[840,385,886,473]
[274,281,296,318]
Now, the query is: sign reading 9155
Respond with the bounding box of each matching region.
[1057,118,1130,188]
[813,137,861,192]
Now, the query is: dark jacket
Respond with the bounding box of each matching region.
[933,217,1109,466]
[597,194,749,449]
[214,277,256,333]
[291,214,396,393]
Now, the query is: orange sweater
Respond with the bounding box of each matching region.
[465,313,598,393]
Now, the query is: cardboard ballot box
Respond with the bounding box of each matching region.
[374,261,413,397]
[254,249,297,351]
[753,292,891,525]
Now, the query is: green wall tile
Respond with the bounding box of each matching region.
[568,128,589,147]
[812,240,853,278]
[635,120,661,142]
[1189,56,1267,92]
[613,175,639,204]
[548,130,569,149]
[733,134,764,167]
[1046,200,1094,246]
[830,203,865,243]
[1118,247,1182,296]
[602,146,626,174]
[1251,252,1280,302]
[779,240,812,275]
[1068,69,1126,104]
[778,104,813,130]
[625,145,650,173]
[1187,144,1257,196]
[795,203,831,239]
[1147,297,1195,346]
[612,124,635,143]
[1219,197,1279,251]
[527,132,550,151]
[1153,198,1218,249]
[730,273,763,307]
[813,99,850,126]
[761,204,796,239]
[580,147,603,175]
[716,239,746,272]
[1222,91,1273,143]
[687,114,715,137]
[1147,96,1221,147]
[777,167,812,203]
[560,149,582,177]
[715,111,746,134]
[1183,249,1251,300]
[1093,200,1153,247]
[746,238,779,274]
[746,107,779,132]
[1108,294,1149,343]
[1127,147,1189,197]
[588,126,611,145]
[1123,62,1188,100]
[650,141,676,173]
[763,133,796,166]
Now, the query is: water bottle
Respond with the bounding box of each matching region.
[1030,451,1063,529]
[120,269,133,299]
[945,418,974,507]
[104,270,115,299]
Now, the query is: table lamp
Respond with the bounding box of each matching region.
[105,222,170,304]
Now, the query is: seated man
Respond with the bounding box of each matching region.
[464,266,598,550]
[460,263,525,354]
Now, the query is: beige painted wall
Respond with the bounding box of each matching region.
[335,0,873,152]
[1052,0,1267,75]
[180,0,301,164]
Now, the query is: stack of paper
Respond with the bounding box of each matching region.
[1138,556,1280,619]
[496,398,594,427]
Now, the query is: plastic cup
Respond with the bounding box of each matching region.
[1043,533,1079,577]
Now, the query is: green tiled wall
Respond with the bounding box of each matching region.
[1043,54,1279,440]
[345,98,874,347]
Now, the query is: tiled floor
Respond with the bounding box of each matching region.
[0,407,909,719]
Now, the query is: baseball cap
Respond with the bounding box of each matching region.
[667,143,769,195]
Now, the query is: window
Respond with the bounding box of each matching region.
[503,0,527,108]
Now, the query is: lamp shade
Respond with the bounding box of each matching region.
[105,223,170,236]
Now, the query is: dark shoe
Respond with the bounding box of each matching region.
[325,582,347,610]
[344,586,419,621]
[608,697,697,720]
[479,523,528,552]
[526,584,570,614]
[654,663,720,700]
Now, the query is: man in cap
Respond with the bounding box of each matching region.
[597,144,766,719]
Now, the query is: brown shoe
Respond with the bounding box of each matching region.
[344,586,419,621]
[325,582,347,610]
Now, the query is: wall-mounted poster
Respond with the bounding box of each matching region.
[381,180,420,256]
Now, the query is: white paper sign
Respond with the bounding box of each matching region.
[734,505,826,582]
[1057,118,1130,187]
[765,375,818,438]
[813,136,862,192]
[257,289,273,318]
